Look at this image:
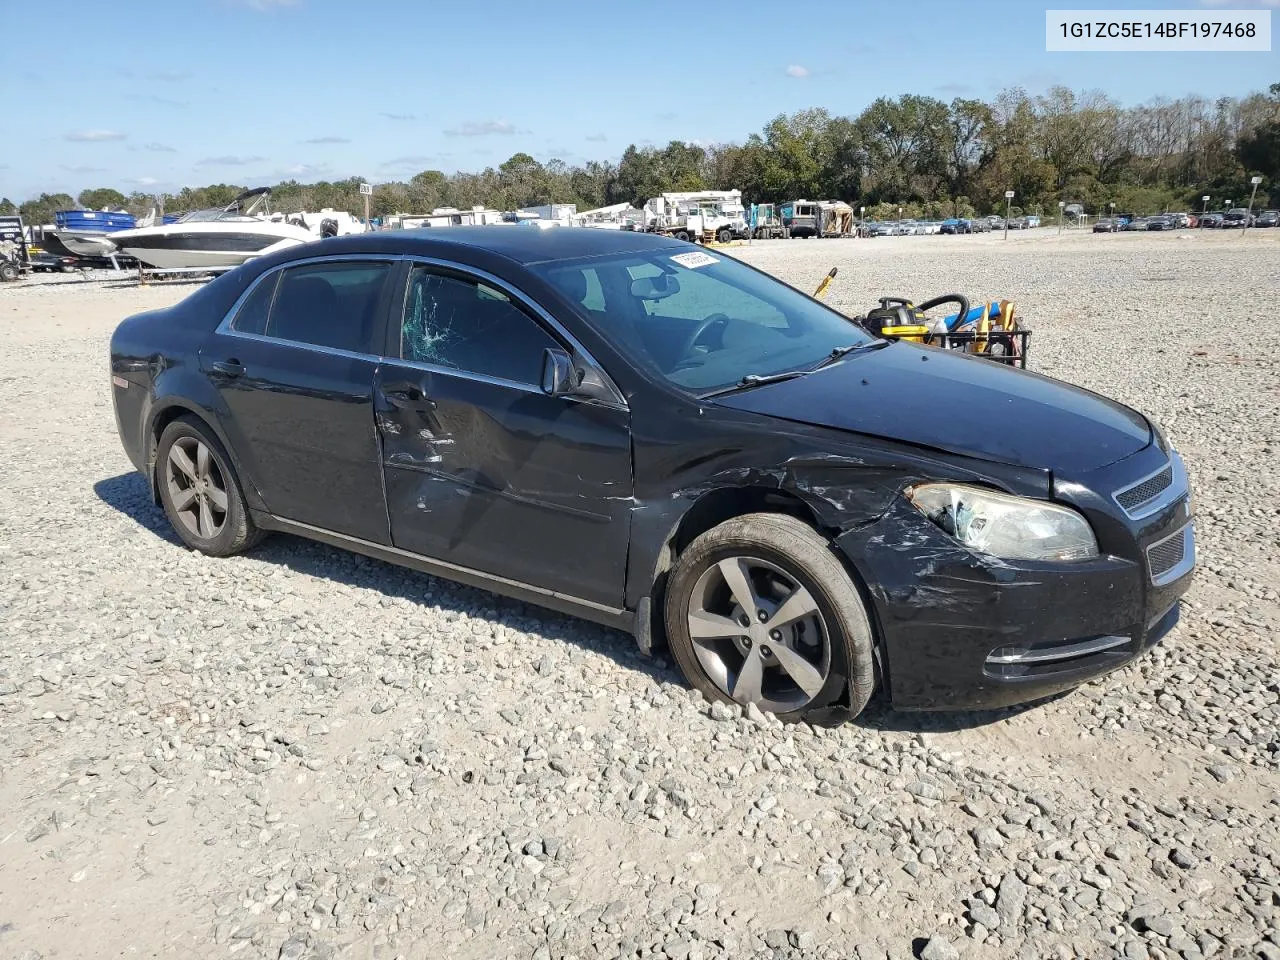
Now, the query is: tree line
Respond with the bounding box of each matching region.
[5,82,1278,228]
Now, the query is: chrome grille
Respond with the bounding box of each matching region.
[1116,465,1173,513]
[1147,524,1195,586]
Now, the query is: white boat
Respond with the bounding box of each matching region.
[106,188,315,271]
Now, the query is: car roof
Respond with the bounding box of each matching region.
[295,225,687,266]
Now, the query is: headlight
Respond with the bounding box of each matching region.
[906,484,1099,562]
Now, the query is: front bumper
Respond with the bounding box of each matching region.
[836,448,1195,711]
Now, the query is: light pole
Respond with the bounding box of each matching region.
[1244,176,1262,235]
[1058,200,1065,236]
[1004,190,1014,240]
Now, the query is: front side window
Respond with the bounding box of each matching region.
[266,261,392,354]
[400,265,557,385]
[534,250,873,394]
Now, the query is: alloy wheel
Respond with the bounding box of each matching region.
[165,437,229,540]
[686,556,831,714]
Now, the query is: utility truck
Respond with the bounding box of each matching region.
[643,190,748,243]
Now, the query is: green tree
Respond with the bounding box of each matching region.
[19,193,75,227]
[0,197,16,216]
[76,187,128,210]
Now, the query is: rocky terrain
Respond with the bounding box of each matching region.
[0,230,1277,960]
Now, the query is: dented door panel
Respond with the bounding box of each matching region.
[374,361,633,607]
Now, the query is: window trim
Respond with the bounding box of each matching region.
[213,252,627,410]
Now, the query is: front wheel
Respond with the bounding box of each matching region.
[716,228,732,244]
[156,415,264,557]
[664,513,876,721]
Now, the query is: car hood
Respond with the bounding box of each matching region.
[714,343,1151,472]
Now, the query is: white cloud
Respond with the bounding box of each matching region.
[585,133,607,142]
[380,112,415,121]
[61,164,107,174]
[444,119,517,137]
[65,130,126,142]
[380,155,438,169]
[785,64,809,78]
[226,0,300,10]
[303,135,350,144]
[134,177,161,186]
[197,155,265,166]
[145,143,177,153]
[278,163,328,177]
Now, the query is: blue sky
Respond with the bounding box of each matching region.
[2,0,1275,202]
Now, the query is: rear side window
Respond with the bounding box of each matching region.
[265,261,392,354]
[229,272,279,335]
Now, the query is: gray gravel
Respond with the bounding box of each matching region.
[1,230,1278,959]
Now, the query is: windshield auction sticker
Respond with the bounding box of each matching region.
[1046,9,1271,50]
[671,251,720,269]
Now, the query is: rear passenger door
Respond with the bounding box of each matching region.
[374,261,634,607]
[200,257,399,543]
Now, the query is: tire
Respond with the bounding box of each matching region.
[675,230,691,242]
[664,512,876,721]
[155,415,264,557]
[0,262,19,282]
[716,228,732,244]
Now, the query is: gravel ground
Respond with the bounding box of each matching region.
[1,230,1277,960]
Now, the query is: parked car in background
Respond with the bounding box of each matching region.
[1145,216,1170,231]
[30,252,79,273]
[940,218,970,235]
[108,226,1197,720]
[971,218,990,233]
[1199,213,1224,228]
[1222,209,1253,227]
[1023,215,1041,228]
[1122,218,1147,232]
[866,221,895,237]
[1093,218,1119,233]
[1256,210,1279,228]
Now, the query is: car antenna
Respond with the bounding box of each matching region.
[813,267,837,300]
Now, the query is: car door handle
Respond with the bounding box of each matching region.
[381,381,429,406]
[211,359,246,377]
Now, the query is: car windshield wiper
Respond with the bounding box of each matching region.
[698,369,810,399]
[808,339,891,373]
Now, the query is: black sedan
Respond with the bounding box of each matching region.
[109,229,1196,721]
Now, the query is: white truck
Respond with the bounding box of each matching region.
[643,190,749,243]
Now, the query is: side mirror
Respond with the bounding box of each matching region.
[541,347,581,396]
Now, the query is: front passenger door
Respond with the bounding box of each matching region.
[374,263,633,608]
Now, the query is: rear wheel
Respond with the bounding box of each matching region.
[716,228,732,244]
[156,416,263,557]
[0,262,19,282]
[664,513,875,721]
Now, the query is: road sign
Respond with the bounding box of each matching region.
[359,182,373,196]
[1251,176,1263,185]
[1202,195,1210,201]
[1004,190,1015,199]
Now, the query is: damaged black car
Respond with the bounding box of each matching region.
[109,228,1196,721]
